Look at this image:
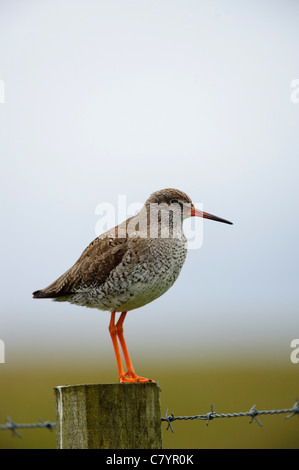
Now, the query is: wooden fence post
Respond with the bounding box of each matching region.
[54,382,162,449]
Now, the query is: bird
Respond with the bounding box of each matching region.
[33,188,232,383]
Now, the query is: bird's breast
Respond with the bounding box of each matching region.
[111,237,188,311]
[70,237,188,312]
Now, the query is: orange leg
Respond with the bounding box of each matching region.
[108,312,126,379]
[108,311,153,383]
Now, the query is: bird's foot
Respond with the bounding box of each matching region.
[119,371,154,384]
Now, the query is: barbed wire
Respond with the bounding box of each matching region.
[1,399,298,437]
[0,418,56,438]
[161,399,299,432]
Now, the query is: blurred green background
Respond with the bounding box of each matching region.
[1,356,298,449]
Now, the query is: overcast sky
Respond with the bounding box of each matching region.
[0,0,299,366]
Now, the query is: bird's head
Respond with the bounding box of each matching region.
[145,188,233,225]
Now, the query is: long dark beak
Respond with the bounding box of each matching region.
[189,206,233,225]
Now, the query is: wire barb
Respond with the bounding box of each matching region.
[206,404,216,426]
[248,405,263,427]
[286,399,299,419]
[164,408,175,433]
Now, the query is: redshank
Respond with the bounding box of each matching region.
[33,188,232,383]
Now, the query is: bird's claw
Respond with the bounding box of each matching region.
[119,372,154,383]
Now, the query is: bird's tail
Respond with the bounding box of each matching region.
[32,289,63,299]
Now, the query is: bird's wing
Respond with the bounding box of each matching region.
[32,235,128,298]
